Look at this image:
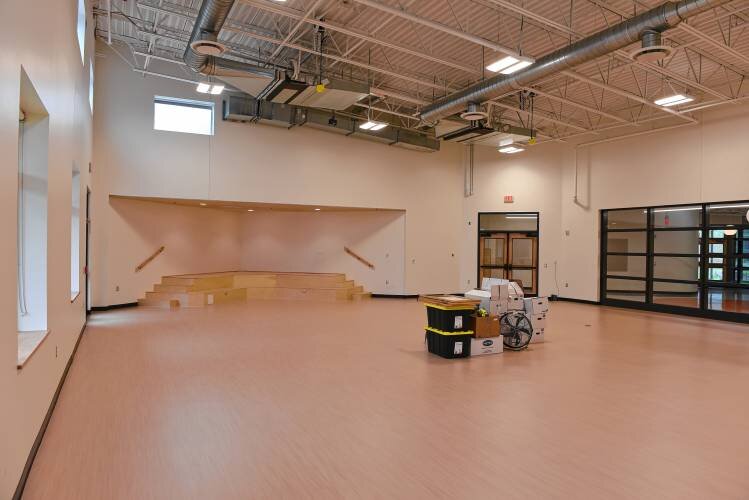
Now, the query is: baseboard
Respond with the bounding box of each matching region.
[371,294,419,299]
[552,296,600,305]
[13,322,87,500]
[90,302,139,312]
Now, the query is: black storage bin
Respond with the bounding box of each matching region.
[425,304,475,332]
[425,329,472,359]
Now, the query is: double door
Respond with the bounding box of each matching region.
[479,232,538,296]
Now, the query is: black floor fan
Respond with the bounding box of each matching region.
[500,311,533,350]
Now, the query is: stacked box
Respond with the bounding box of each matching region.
[425,304,475,332]
[529,312,546,343]
[425,329,473,358]
[471,336,503,356]
[472,315,500,338]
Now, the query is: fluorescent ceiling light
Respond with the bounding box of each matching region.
[709,203,749,209]
[197,82,224,94]
[498,138,514,147]
[486,55,535,74]
[498,145,525,154]
[654,94,694,107]
[360,120,387,131]
[651,207,702,213]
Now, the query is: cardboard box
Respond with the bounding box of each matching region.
[489,299,507,317]
[481,277,508,291]
[473,315,500,338]
[524,297,549,314]
[530,312,547,329]
[530,327,545,344]
[471,336,503,356]
[465,289,491,311]
[490,284,509,301]
[508,282,524,298]
[507,296,524,311]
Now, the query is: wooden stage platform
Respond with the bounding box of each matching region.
[138,271,371,308]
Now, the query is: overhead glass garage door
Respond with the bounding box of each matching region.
[601,202,749,322]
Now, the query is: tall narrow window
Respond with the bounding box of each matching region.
[71,166,81,299]
[18,68,50,367]
[89,60,94,113]
[153,96,214,135]
[77,0,86,64]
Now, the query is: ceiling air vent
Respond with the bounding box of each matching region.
[190,39,227,56]
[630,30,673,63]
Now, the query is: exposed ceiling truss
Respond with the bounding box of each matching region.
[94,0,749,144]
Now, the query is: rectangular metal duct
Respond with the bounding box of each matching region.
[224,97,438,152]
[392,129,440,152]
[289,78,370,110]
[223,95,258,123]
[298,108,355,134]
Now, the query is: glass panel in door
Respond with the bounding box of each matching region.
[509,234,538,295]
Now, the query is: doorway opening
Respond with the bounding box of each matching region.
[477,212,539,296]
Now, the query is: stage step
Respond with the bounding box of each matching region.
[139,271,371,308]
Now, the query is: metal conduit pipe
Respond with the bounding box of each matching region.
[419,0,734,123]
[184,0,276,78]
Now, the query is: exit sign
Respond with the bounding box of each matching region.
[504,195,514,203]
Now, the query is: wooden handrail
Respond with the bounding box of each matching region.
[344,246,375,270]
[135,246,165,272]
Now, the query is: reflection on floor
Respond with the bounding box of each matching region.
[23,301,749,499]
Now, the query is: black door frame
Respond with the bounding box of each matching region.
[477,212,540,297]
[85,187,91,315]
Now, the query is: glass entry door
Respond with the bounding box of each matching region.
[478,212,540,296]
[509,234,538,295]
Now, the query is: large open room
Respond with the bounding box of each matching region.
[2,0,749,498]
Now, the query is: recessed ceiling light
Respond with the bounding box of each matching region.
[210,84,225,95]
[199,202,207,206]
[196,83,211,93]
[247,209,254,212]
[314,208,321,211]
[486,55,535,74]
[654,94,694,107]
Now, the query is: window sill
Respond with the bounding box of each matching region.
[71,291,80,303]
[17,330,51,369]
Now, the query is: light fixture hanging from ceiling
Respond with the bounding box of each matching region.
[485,55,535,74]
[654,93,694,107]
[359,48,388,132]
[196,81,224,95]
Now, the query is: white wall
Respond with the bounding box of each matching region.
[92,42,464,302]
[461,143,566,297]
[96,198,243,305]
[241,211,406,294]
[0,0,92,496]
[560,105,749,301]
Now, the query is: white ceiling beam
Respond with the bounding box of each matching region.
[523,87,632,124]
[239,0,478,74]
[267,0,325,62]
[348,0,519,56]
[221,25,459,91]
